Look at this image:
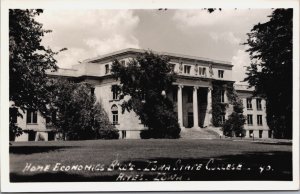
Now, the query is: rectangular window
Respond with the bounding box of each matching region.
[199,67,207,76]
[27,109,37,124]
[268,130,272,138]
[220,114,226,125]
[173,88,177,102]
[169,63,176,72]
[184,65,191,74]
[91,87,95,96]
[112,85,119,100]
[121,130,126,139]
[112,114,118,125]
[256,98,262,110]
[247,98,252,109]
[247,114,253,126]
[220,90,225,103]
[10,108,18,124]
[257,115,263,126]
[249,130,253,138]
[187,89,193,103]
[120,60,125,66]
[259,130,263,138]
[105,64,110,74]
[218,70,224,78]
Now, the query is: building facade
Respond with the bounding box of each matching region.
[11,48,271,141]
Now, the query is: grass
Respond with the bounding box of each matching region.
[10,139,292,182]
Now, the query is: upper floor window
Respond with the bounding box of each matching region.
[199,67,206,76]
[169,63,176,72]
[218,70,224,78]
[112,85,119,100]
[91,87,95,96]
[184,65,191,74]
[220,90,225,103]
[46,111,57,124]
[256,98,262,110]
[27,109,37,124]
[257,115,263,126]
[246,98,252,109]
[9,108,18,124]
[247,114,253,126]
[105,64,110,74]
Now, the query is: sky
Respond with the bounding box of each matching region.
[37,9,273,83]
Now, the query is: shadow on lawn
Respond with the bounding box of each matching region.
[10,151,292,182]
[10,146,74,155]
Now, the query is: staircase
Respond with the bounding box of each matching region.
[180,127,222,139]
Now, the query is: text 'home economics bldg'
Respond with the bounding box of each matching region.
[11,48,271,141]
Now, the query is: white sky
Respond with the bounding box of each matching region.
[37,9,273,83]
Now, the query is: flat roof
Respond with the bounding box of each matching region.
[83,48,233,67]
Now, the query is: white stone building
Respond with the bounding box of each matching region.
[11,48,271,141]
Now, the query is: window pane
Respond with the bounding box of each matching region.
[33,111,37,123]
[26,110,31,123]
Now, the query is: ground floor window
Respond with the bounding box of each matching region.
[268,130,272,138]
[187,112,193,128]
[28,131,36,141]
[259,130,263,138]
[220,114,225,125]
[249,130,253,138]
[111,105,118,125]
[121,130,126,139]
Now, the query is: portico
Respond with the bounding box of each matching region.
[175,83,212,130]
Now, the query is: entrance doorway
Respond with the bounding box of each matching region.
[187,112,193,128]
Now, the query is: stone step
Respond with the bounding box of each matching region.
[180,127,222,139]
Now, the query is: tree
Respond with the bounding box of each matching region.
[47,78,119,140]
[244,9,293,138]
[222,99,246,137]
[111,51,181,138]
[9,9,66,137]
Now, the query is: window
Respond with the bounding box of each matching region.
[91,87,95,96]
[199,67,206,76]
[111,105,118,125]
[112,85,119,100]
[120,60,125,66]
[246,98,252,109]
[220,90,225,103]
[247,114,253,126]
[257,115,263,126]
[184,65,191,74]
[105,64,110,74]
[9,108,18,124]
[121,130,126,139]
[259,130,263,138]
[173,87,177,102]
[169,63,175,72]
[46,111,57,124]
[220,114,226,125]
[268,130,272,138]
[256,98,262,110]
[249,130,253,138]
[218,70,224,78]
[187,89,193,103]
[27,109,37,124]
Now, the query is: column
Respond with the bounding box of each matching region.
[177,85,184,128]
[204,87,212,127]
[193,86,200,129]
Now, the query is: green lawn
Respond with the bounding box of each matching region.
[10,139,292,182]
